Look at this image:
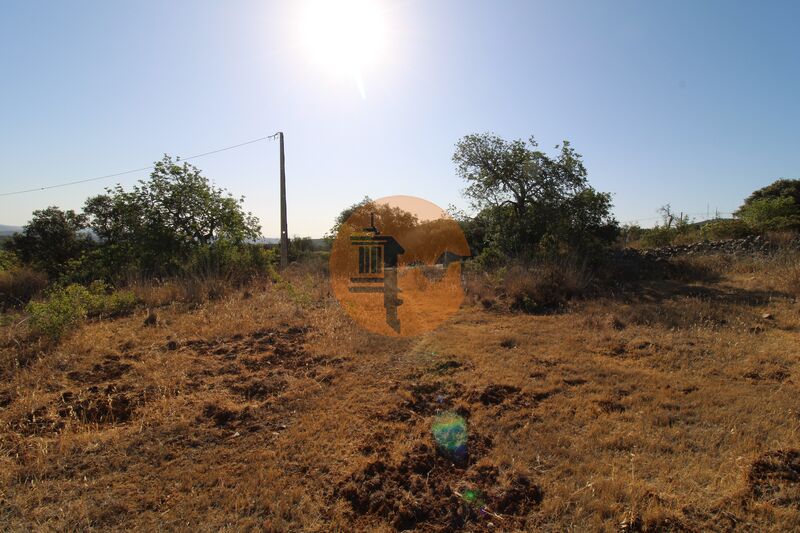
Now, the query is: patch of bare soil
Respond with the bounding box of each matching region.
[747,450,800,508]
[10,405,64,436]
[66,354,132,382]
[470,384,522,406]
[0,390,12,408]
[337,372,554,531]
[9,384,142,436]
[339,438,541,532]
[58,385,141,424]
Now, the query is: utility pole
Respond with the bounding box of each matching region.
[278,132,289,269]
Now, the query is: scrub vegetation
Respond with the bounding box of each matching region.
[1,142,799,530]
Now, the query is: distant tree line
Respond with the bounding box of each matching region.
[623,179,800,248]
[4,155,272,285]
[4,137,799,306]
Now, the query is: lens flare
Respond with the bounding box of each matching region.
[460,487,486,508]
[431,411,468,463]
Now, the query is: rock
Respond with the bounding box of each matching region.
[762,313,774,320]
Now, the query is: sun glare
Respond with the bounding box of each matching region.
[300,0,386,97]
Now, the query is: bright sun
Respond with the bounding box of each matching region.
[300,0,386,96]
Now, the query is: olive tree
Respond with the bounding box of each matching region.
[453,133,617,257]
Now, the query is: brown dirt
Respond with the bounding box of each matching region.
[339,441,540,532]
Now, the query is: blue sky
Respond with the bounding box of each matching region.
[1,0,798,237]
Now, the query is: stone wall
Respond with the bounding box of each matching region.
[635,234,800,259]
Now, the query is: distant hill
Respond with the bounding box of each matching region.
[0,225,22,236]
[687,217,736,229]
[258,237,330,250]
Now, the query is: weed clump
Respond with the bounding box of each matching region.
[503,261,592,312]
[26,282,137,341]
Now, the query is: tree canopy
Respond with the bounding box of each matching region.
[453,133,617,257]
[735,178,800,231]
[83,155,261,276]
[5,156,264,282]
[738,179,800,209]
[4,207,91,278]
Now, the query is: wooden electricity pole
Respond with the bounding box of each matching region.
[278,132,289,269]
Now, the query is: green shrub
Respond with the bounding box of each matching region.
[475,246,505,270]
[0,249,19,271]
[288,236,317,262]
[27,285,90,341]
[84,281,138,317]
[737,197,800,232]
[184,241,278,286]
[673,228,708,246]
[59,248,125,285]
[3,207,91,279]
[639,226,676,248]
[735,179,800,232]
[26,282,138,341]
[701,219,752,240]
[619,224,645,247]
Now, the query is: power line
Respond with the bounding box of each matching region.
[0,134,278,197]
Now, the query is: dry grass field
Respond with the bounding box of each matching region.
[1,253,799,531]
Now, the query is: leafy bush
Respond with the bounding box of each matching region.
[0,249,19,271]
[475,246,505,270]
[0,245,48,309]
[737,197,800,232]
[619,224,646,247]
[26,283,137,341]
[183,241,278,286]
[638,223,705,248]
[27,285,90,341]
[83,281,138,317]
[288,236,320,262]
[639,226,677,248]
[700,219,752,240]
[737,178,800,212]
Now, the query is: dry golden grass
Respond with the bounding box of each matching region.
[501,260,593,312]
[1,253,799,531]
[0,267,48,310]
